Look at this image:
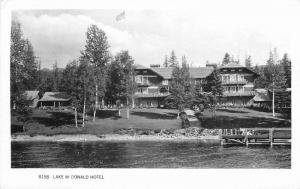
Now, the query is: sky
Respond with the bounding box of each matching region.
[13,0,300,69]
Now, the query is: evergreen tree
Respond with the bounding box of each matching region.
[181,56,188,68]
[244,56,252,68]
[253,65,268,88]
[38,68,54,93]
[222,52,231,66]
[165,64,194,120]
[81,24,111,121]
[280,53,291,88]
[267,51,275,65]
[22,39,38,90]
[61,60,80,127]
[106,50,135,118]
[203,69,223,116]
[163,55,168,67]
[168,50,178,67]
[52,61,59,91]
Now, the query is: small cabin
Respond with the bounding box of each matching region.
[38,92,71,109]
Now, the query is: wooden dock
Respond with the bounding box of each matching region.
[219,128,291,147]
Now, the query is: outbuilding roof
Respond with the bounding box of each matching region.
[39,92,71,102]
[252,89,271,102]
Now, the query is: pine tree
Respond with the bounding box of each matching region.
[267,51,275,65]
[22,39,38,90]
[168,50,178,67]
[253,65,268,88]
[165,64,194,120]
[106,50,135,118]
[52,61,59,92]
[181,56,188,68]
[61,60,80,127]
[81,24,111,121]
[245,56,252,68]
[163,55,168,67]
[280,53,291,88]
[203,69,223,116]
[222,52,230,66]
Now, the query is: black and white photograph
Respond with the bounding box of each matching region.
[0,0,299,188]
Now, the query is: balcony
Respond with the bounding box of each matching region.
[223,91,255,97]
[134,92,170,98]
[136,81,151,86]
[221,80,247,85]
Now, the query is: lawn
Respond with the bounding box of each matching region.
[11,107,291,136]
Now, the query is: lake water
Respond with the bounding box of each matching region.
[11,141,291,168]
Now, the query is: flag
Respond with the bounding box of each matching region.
[116,11,125,21]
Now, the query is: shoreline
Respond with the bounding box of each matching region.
[11,133,221,142]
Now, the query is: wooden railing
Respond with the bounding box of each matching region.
[219,128,291,147]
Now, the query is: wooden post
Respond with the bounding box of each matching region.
[219,129,222,140]
[54,101,55,109]
[245,129,249,147]
[270,128,273,148]
[41,102,43,109]
[58,102,60,111]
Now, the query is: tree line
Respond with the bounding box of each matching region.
[221,51,291,90]
[11,20,136,127]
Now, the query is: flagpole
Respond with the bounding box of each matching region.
[272,74,275,117]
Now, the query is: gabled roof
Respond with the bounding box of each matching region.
[135,64,148,70]
[151,67,173,79]
[23,90,39,100]
[39,92,71,102]
[220,62,245,68]
[189,67,214,79]
[219,62,259,76]
[149,67,214,79]
[252,89,271,102]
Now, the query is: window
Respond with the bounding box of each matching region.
[230,86,236,93]
[162,80,168,85]
[222,75,229,83]
[238,86,244,92]
[230,74,236,82]
[135,76,142,83]
[240,75,244,81]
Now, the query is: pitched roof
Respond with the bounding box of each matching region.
[23,90,39,100]
[220,62,259,76]
[220,62,245,68]
[189,67,214,79]
[252,89,271,102]
[39,92,71,102]
[151,67,214,79]
[135,64,148,70]
[151,67,173,79]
